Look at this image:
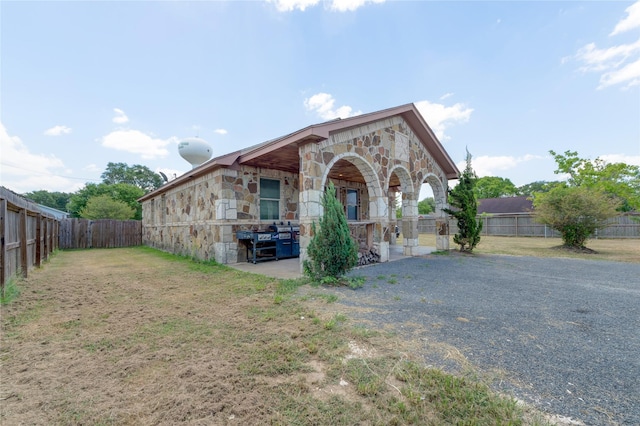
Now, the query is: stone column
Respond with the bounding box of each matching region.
[431,176,450,251]
[435,218,450,251]
[389,191,397,246]
[369,194,390,262]
[298,144,326,273]
[402,192,420,255]
[213,169,239,264]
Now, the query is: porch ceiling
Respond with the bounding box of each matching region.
[241,143,301,174]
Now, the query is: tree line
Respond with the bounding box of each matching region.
[23,163,164,220]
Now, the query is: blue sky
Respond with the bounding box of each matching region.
[1,0,639,200]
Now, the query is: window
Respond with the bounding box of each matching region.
[260,178,280,220]
[346,189,359,221]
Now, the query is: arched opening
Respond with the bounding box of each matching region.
[319,154,388,262]
[422,173,447,216]
[324,158,371,221]
[422,173,450,251]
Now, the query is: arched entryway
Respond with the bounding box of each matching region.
[387,166,419,256]
[421,173,450,251]
[319,154,391,262]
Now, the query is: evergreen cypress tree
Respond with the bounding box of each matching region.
[443,150,482,252]
[303,181,358,281]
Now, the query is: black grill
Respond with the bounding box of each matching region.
[237,224,299,264]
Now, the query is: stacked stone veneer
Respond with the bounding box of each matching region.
[142,166,300,264]
[142,115,450,266]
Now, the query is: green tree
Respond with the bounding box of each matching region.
[23,190,71,211]
[517,180,562,197]
[101,162,164,192]
[443,150,482,252]
[67,183,144,219]
[418,197,435,215]
[79,195,136,220]
[550,150,640,211]
[304,181,358,281]
[474,176,517,199]
[533,186,621,248]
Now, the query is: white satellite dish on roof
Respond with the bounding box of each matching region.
[178,137,212,169]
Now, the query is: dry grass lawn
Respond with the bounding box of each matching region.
[1,247,549,425]
[400,235,640,264]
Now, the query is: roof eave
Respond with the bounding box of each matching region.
[138,153,239,202]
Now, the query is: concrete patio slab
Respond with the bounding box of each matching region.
[228,244,436,279]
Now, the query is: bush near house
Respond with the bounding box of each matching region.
[304,182,358,282]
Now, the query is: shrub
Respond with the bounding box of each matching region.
[443,150,482,252]
[303,182,358,281]
[533,185,621,248]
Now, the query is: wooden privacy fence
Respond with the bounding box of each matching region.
[415,213,640,238]
[1,187,59,295]
[59,219,142,249]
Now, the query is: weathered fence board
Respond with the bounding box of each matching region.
[415,213,639,238]
[0,187,59,295]
[59,219,142,249]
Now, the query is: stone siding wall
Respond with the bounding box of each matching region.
[142,166,300,264]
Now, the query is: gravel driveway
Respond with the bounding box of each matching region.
[322,254,640,425]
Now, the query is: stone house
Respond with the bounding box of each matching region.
[138,103,459,271]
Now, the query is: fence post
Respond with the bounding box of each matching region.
[43,217,49,261]
[36,213,42,267]
[0,198,6,297]
[20,208,28,278]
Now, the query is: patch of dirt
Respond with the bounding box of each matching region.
[551,245,598,254]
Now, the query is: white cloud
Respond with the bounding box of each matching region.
[112,108,129,124]
[214,128,228,135]
[304,93,362,120]
[0,122,81,193]
[571,1,640,89]
[268,0,320,12]
[414,100,473,141]
[464,154,544,178]
[599,153,640,166]
[100,129,178,159]
[267,0,384,12]
[610,1,640,36]
[439,93,454,100]
[44,125,72,136]
[329,0,385,12]
[599,57,640,89]
[574,40,640,73]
